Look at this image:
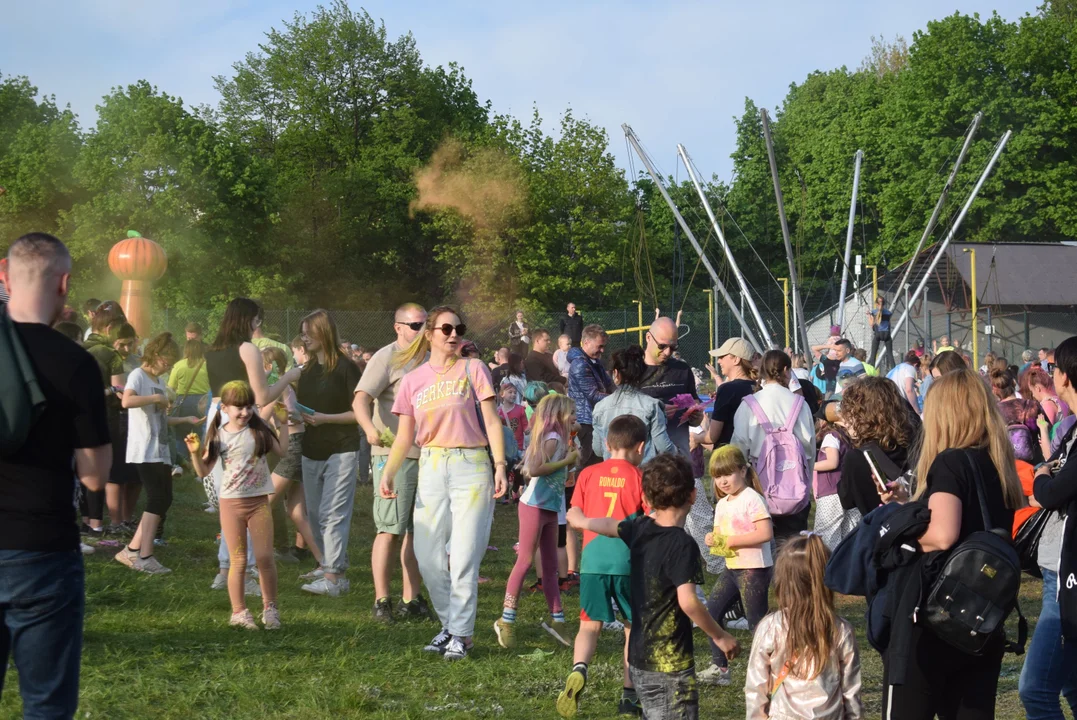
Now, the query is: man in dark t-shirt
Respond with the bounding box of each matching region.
[640,317,701,457]
[0,233,111,718]
[559,302,584,347]
[523,329,563,385]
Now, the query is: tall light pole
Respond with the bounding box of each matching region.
[837,150,863,328]
[964,248,978,368]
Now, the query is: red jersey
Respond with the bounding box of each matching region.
[572,458,646,575]
[498,403,528,452]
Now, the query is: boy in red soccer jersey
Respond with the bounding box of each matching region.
[557,414,648,718]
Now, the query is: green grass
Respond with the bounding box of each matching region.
[0,480,1045,719]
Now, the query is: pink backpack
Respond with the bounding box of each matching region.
[741,394,810,516]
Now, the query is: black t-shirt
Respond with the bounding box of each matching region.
[524,351,562,386]
[710,379,754,446]
[640,359,699,455]
[0,322,110,551]
[924,447,1013,542]
[619,516,704,672]
[297,355,362,461]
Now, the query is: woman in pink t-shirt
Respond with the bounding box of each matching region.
[381,306,509,661]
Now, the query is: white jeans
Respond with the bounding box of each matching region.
[302,452,359,575]
[414,447,494,637]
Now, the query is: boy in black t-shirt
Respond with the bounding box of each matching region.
[573,453,739,719]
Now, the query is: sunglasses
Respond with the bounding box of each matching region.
[396,320,425,331]
[648,332,676,352]
[437,323,467,337]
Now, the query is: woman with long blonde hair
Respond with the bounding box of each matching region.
[381,306,509,660]
[744,533,861,719]
[295,309,361,598]
[884,369,1021,719]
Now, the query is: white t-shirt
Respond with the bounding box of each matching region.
[714,487,773,570]
[217,425,273,499]
[888,363,918,398]
[820,433,841,452]
[126,368,171,464]
[792,368,811,381]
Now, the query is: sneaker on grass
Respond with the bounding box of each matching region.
[423,629,452,654]
[373,598,395,624]
[80,543,95,555]
[245,575,262,597]
[602,619,625,632]
[541,621,572,647]
[210,573,227,590]
[443,636,472,661]
[230,610,259,630]
[556,669,587,718]
[299,567,325,581]
[396,595,434,621]
[301,576,344,597]
[727,617,750,631]
[696,664,731,686]
[262,604,281,630]
[493,619,515,649]
[113,546,138,569]
[616,695,643,716]
[134,556,172,575]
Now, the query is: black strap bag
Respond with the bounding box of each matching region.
[918,450,1026,655]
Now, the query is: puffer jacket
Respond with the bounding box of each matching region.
[567,347,613,425]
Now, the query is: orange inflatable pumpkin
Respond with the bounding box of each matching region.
[108,231,167,337]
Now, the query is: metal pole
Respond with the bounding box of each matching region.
[703,289,714,352]
[635,301,643,345]
[837,150,863,327]
[867,265,878,304]
[778,278,790,350]
[965,248,978,367]
[893,112,984,312]
[623,126,762,351]
[905,286,911,354]
[678,144,774,347]
[759,109,811,356]
[987,306,993,353]
[890,130,1011,340]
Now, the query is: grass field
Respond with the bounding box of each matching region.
[0,479,1045,719]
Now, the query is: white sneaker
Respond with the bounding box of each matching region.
[171,465,183,477]
[299,567,325,581]
[602,619,625,632]
[80,543,95,555]
[262,604,281,630]
[697,664,732,686]
[229,609,259,631]
[245,575,262,597]
[443,636,472,661]
[423,628,452,653]
[210,573,227,590]
[203,504,217,514]
[727,617,751,631]
[134,556,172,575]
[301,577,343,597]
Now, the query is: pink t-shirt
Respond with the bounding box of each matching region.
[392,359,495,448]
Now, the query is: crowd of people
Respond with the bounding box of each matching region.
[3,233,1077,720]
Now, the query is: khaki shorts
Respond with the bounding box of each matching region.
[372,456,420,535]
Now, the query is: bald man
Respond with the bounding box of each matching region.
[639,316,702,456]
[1,232,112,718]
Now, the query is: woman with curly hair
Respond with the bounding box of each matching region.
[837,377,921,517]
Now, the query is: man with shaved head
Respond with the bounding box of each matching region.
[0,232,112,718]
[639,316,702,456]
[352,302,432,624]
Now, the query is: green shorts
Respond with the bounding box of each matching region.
[579,573,632,624]
[372,456,419,535]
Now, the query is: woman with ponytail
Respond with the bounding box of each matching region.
[187,381,287,630]
[114,333,198,575]
[381,306,509,661]
[744,533,862,719]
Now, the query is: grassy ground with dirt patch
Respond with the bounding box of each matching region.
[0,481,1041,719]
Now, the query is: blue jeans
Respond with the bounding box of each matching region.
[0,550,84,719]
[1019,568,1077,719]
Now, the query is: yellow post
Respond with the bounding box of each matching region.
[964,248,977,367]
[631,300,643,345]
[866,265,878,304]
[778,278,790,350]
[703,289,714,352]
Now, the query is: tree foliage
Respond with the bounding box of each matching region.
[0,4,1075,318]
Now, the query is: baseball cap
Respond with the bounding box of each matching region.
[709,337,753,361]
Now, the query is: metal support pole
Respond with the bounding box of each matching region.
[760,109,811,356]
[703,289,714,352]
[633,300,643,345]
[739,293,748,338]
[964,248,978,367]
[622,125,762,351]
[905,286,911,355]
[893,112,984,313]
[867,265,878,304]
[678,144,774,347]
[987,307,993,353]
[837,150,863,327]
[927,308,932,350]
[778,278,790,350]
[890,130,1011,340]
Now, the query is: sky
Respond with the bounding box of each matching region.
[1,0,1038,183]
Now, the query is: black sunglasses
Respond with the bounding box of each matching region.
[396,320,425,331]
[648,332,676,352]
[437,323,467,337]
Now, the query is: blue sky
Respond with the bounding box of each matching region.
[1,0,1037,181]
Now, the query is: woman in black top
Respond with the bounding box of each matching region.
[706,338,757,446]
[883,369,1021,720]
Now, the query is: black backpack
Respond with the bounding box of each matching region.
[918,450,1026,655]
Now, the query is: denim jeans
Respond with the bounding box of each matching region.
[628,665,698,720]
[413,447,494,637]
[302,452,359,575]
[0,550,84,720]
[1019,568,1077,719]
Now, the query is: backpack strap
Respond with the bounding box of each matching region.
[962,449,998,532]
[787,394,805,431]
[741,394,772,431]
